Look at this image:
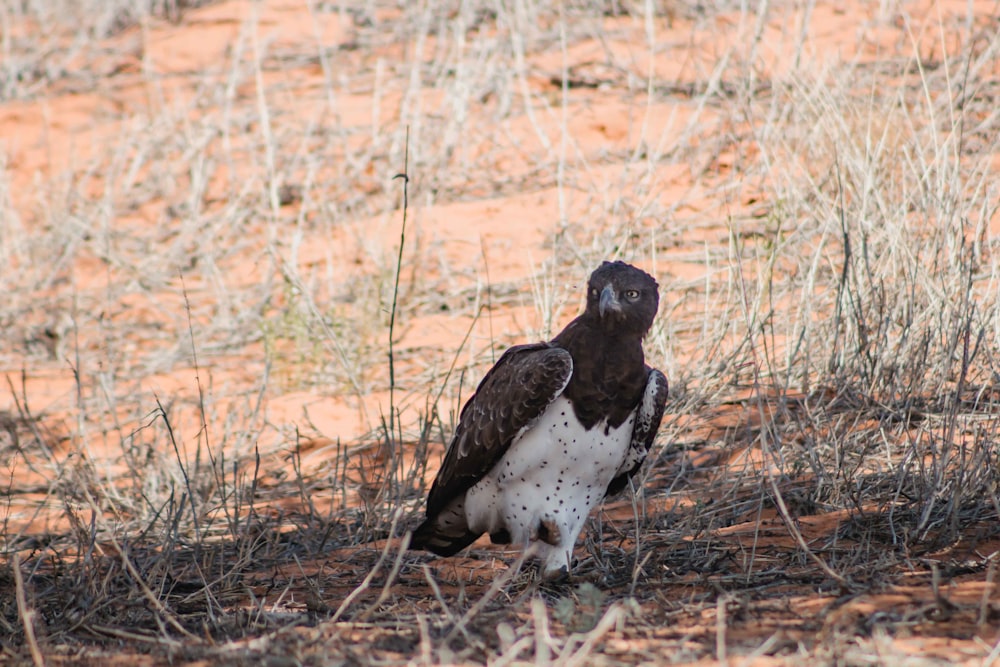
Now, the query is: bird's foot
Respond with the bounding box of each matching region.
[540,563,571,583]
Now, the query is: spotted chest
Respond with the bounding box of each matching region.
[463,395,635,550]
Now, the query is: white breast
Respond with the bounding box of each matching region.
[463,395,635,572]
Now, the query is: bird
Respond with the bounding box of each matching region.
[410,261,668,579]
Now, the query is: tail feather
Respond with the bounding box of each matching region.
[410,501,480,556]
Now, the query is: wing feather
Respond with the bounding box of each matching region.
[605,367,668,497]
[425,343,573,517]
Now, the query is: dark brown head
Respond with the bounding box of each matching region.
[584,261,660,336]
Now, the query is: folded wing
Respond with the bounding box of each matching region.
[605,367,668,497]
[412,344,574,555]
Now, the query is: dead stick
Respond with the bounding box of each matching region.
[13,554,44,667]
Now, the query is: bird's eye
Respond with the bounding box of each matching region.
[625,289,640,300]
[590,288,599,298]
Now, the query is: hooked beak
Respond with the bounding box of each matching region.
[598,284,620,318]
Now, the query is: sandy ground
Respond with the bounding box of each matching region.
[1,0,998,665]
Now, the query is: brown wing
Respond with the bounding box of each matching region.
[425,343,573,517]
[605,367,668,497]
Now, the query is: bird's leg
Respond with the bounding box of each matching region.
[526,536,573,581]
[540,545,572,581]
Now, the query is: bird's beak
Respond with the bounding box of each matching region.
[598,284,620,318]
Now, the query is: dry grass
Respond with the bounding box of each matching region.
[1,0,999,665]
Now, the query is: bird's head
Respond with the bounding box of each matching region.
[584,261,660,335]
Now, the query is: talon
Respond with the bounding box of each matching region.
[542,564,570,583]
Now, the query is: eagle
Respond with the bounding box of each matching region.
[411,261,668,579]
